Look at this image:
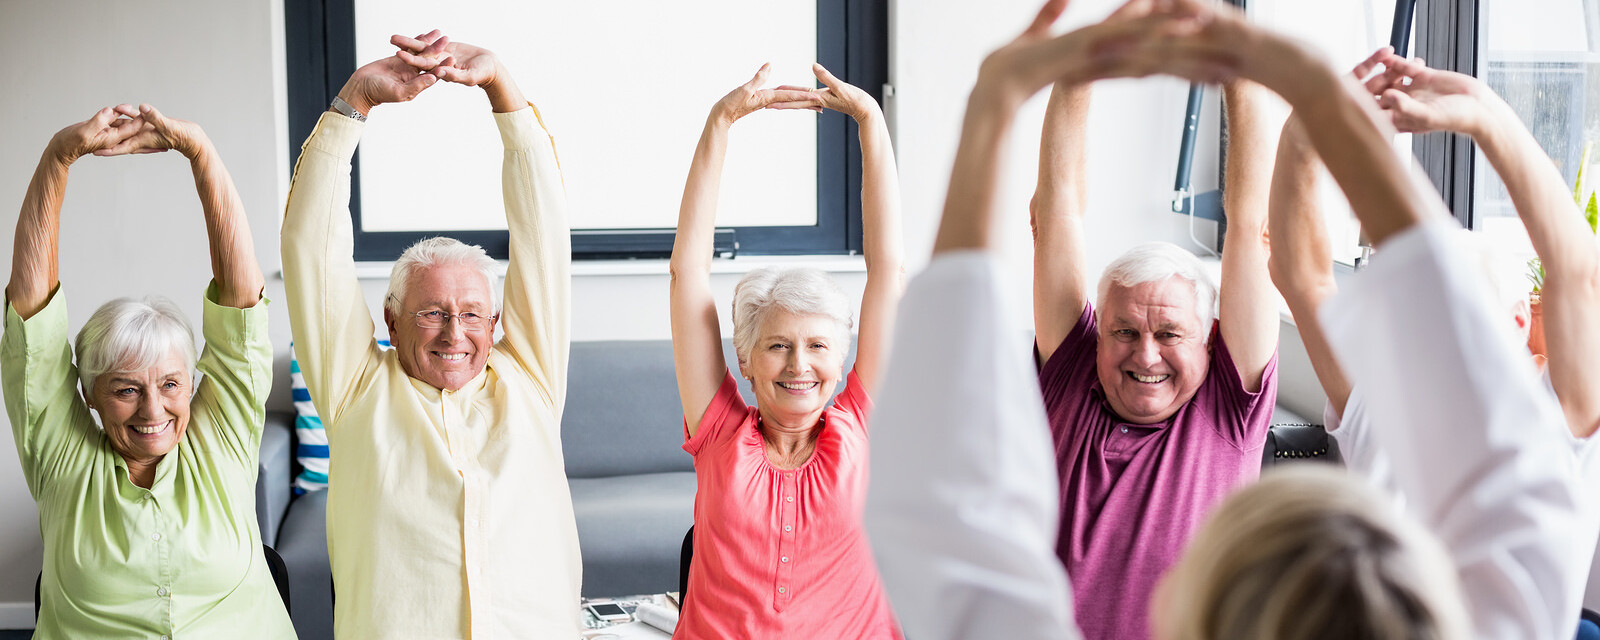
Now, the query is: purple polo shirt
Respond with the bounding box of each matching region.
[1040,303,1276,640]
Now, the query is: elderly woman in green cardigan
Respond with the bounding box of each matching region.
[3,104,294,639]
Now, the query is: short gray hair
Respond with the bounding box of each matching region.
[1097,242,1218,338]
[731,267,853,368]
[74,297,197,396]
[384,237,501,316]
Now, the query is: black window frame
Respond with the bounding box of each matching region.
[1413,0,1478,229]
[284,0,889,261]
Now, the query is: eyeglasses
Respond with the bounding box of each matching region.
[411,310,497,329]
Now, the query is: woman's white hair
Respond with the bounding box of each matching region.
[74,297,197,396]
[731,267,854,367]
[384,237,501,316]
[1097,241,1218,339]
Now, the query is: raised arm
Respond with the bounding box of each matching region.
[870,2,1233,637]
[1267,116,1353,415]
[1031,82,1091,363]
[281,39,440,422]
[396,35,570,404]
[671,67,817,433]
[100,105,264,308]
[1178,7,1586,635]
[1216,81,1281,390]
[1373,54,1600,438]
[782,64,905,391]
[7,106,145,319]
[1265,49,1394,417]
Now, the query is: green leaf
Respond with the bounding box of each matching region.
[1529,257,1546,294]
[1578,142,1594,205]
[1587,192,1598,234]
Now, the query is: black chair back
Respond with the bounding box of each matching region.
[678,525,694,604]
[263,544,292,614]
[1262,422,1342,466]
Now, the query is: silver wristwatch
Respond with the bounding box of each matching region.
[329,96,368,122]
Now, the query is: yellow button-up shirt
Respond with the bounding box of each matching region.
[282,108,580,638]
[3,285,295,639]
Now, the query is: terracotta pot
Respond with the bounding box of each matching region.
[1529,295,1547,358]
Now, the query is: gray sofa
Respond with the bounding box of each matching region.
[255,338,806,640]
[251,338,1322,640]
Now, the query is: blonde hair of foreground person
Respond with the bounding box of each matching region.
[1155,465,1471,640]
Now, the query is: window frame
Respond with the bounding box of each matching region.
[284,0,889,261]
[1413,0,1479,229]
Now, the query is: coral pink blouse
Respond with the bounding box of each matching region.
[676,369,902,639]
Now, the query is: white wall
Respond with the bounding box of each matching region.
[0,0,1324,627]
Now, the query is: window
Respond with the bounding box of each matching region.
[285,0,888,260]
[1182,0,1409,265]
[1257,0,1412,266]
[1420,0,1600,269]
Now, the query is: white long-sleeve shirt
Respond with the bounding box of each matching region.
[1320,221,1594,639]
[865,252,1081,640]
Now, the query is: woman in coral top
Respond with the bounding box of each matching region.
[668,62,905,639]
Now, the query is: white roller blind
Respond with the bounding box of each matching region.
[353,0,818,232]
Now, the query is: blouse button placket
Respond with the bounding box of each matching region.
[774,471,798,610]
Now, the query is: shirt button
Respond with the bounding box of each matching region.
[470,518,480,527]
[1120,426,1129,433]
[781,556,789,563]
[783,525,792,532]
[156,587,168,597]
[778,586,786,594]
[151,532,162,541]
[161,636,170,640]
[785,496,793,503]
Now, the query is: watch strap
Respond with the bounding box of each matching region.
[330,96,368,122]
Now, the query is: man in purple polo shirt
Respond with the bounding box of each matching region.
[1029,79,1280,639]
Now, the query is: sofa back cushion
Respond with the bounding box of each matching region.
[561,338,856,478]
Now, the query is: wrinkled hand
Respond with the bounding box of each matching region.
[710,64,821,126]
[392,32,502,88]
[337,35,443,115]
[46,105,145,164]
[770,64,880,121]
[95,105,209,158]
[1366,53,1492,135]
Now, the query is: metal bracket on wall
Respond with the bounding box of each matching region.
[1171,189,1224,222]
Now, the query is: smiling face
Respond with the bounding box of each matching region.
[385,262,499,391]
[739,309,848,425]
[88,350,193,467]
[1095,276,1211,424]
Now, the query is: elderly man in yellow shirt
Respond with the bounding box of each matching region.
[281,31,580,638]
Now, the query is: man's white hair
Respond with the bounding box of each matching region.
[731,267,854,368]
[74,296,197,397]
[384,237,501,316]
[1096,241,1219,338]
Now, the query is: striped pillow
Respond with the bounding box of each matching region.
[291,340,390,494]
